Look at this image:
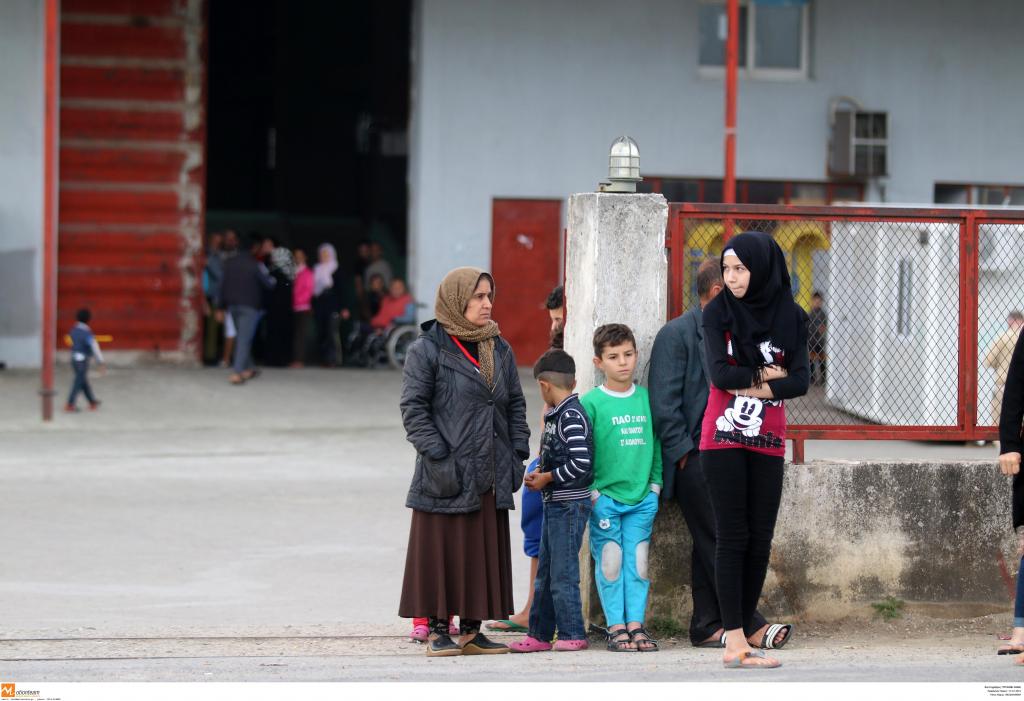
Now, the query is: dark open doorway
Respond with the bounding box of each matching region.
[205,0,411,296]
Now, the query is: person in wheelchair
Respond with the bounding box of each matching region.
[347,278,416,366]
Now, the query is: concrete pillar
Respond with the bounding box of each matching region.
[563,192,668,626]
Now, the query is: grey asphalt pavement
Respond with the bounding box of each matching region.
[0,366,1014,682]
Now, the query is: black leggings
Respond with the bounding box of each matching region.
[702,448,784,634]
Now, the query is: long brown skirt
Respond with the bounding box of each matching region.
[398,492,515,621]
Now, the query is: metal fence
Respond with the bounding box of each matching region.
[666,203,1024,461]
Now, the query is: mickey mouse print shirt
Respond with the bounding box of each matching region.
[699,330,809,458]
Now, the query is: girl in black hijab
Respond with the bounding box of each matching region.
[699,231,809,669]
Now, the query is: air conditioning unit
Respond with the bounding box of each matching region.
[829,109,888,178]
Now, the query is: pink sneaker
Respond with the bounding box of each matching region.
[448,620,460,636]
[553,639,589,651]
[509,636,553,653]
[409,624,429,642]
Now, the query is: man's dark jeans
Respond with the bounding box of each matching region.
[675,450,767,644]
[529,497,591,642]
[229,305,260,375]
[68,359,96,406]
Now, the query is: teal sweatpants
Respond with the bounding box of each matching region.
[589,490,659,627]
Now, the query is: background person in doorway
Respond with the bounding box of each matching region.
[290,248,314,368]
[312,243,342,367]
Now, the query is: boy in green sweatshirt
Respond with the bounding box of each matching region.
[581,323,662,652]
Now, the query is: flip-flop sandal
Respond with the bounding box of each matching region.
[694,632,727,648]
[997,644,1024,655]
[485,619,528,633]
[723,650,782,669]
[755,623,793,650]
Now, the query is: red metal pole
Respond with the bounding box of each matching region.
[961,214,980,438]
[40,0,59,421]
[723,0,738,239]
[791,438,805,465]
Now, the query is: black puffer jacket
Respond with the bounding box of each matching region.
[400,320,531,514]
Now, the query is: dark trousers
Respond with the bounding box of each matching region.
[702,448,784,634]
[229,305,260,375]
[529,497,591,641]
[67,359,96,406]
[674,450,767,645]
[292,310,312,364]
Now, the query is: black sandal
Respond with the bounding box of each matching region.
[629,626,660,652]
[606,628,635,652]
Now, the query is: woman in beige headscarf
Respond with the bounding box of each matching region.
[398,267,531,657]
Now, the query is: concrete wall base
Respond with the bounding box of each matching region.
[646,460,1018,626]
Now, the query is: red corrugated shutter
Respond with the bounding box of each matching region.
[58,0,205,355]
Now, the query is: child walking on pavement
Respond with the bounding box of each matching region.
[581,324,662,652]
[66,308,105,412]
[510,349,594,653]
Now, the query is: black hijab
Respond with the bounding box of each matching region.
[702,231,808,368]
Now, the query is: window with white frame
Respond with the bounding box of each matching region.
[698,0,810,79]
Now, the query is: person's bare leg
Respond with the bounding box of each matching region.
[507,556,539,627]
[222,337,235,367]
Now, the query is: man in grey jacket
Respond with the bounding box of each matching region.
[650,258,789,650]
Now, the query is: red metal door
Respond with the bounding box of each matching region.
[491,199,562,366]
[57,0,205,355]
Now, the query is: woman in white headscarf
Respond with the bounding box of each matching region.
[312,243,341,366]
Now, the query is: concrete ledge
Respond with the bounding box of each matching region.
[646,460,1017,624]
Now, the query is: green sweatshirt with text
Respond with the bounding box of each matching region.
[580,384,663,506]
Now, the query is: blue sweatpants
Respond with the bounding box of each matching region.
[589,490,659,627]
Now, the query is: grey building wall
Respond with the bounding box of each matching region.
[409,0,1024,313]
[0,0,44,368]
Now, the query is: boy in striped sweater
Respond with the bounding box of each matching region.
[510,349,594,653]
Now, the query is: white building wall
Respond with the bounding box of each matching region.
[0,0,44,367]
[410,0,1024,310]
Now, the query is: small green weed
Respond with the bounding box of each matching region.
[648,616,685,639]
[871,596,905,620]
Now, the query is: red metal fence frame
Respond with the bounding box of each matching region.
[666,203,1024,460]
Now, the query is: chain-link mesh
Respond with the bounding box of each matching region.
[675,216,962,428]
[977,223,1024,428]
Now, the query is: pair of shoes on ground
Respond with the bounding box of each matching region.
[64,401,100,413]
[605,626,659,652]
[508,636,588,653]
[424,632,508,657]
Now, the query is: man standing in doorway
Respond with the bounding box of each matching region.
[649,259,791,651]
[986,310,1024,427]
[220,233,276,385]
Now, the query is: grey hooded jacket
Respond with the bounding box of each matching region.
[400,320,531,514]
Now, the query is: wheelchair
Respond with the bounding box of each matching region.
[345,317,419,369]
